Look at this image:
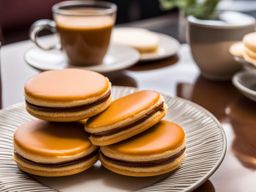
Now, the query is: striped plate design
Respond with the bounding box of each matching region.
[0,86,226,192]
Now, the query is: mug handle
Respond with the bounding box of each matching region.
[30,19,61,50]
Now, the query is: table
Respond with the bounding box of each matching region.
[2,15,256,192]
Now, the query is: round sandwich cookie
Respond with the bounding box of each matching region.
[243,51,256,66]
[85,90,167,146]
[229,42,244,57]
[112,28,159,54]
[100,120,186,177]
[13,120,98,177]
[243,32,256,53]
[24,69,112,122]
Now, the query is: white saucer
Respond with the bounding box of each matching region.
[233,71,256,102]
[24,44,140,73]
[140,33,180,61]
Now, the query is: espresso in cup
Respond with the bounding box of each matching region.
[30,1,116,66]
[55,14,114,65]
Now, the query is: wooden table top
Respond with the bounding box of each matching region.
[2,15,256,191]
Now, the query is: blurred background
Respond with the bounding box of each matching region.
[1,0,256,45]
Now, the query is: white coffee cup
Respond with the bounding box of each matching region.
[188,11,255,80]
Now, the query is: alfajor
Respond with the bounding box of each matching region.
[24,69,111,122]
[229,42,244,57]
[100,120,186,177]
[242,32,256,66]
[85,90,167,146]
[13,120,98,177]
[112,28,159,54]
[243,32,256,53]
[230,32,256,67]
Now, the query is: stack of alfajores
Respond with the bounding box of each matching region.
[13,68,186,177]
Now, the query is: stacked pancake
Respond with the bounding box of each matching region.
[14,68,186,178]
[229,32,256,67]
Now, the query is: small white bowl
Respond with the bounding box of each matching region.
[232,71,256,102]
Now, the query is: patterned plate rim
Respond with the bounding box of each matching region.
[170,97,227,192]
[0,86,226,192]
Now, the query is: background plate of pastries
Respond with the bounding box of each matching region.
[230,32,256,102]
[0,69,226,192]
[230,32,256,71]
[112,27,180,62]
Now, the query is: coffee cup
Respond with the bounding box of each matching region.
[30,1,116,66]
[188,11,255,80]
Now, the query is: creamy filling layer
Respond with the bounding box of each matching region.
[90,102,164,137]
[101,148,185,167]
[14,150,98,168]
[26,91,111,112]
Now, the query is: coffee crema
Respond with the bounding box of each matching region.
[55,13,114,66]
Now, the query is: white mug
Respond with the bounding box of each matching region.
[188,12,255,80]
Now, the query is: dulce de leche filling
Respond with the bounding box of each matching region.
[26,91,111,112]
[91,102,164,137]
[14,149,98,168]
[101,148,185,167]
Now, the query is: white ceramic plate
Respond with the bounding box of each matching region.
[24,44,140,73]
[0,86,226,192]
[139,33,180,62]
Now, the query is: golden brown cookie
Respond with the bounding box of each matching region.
[13,120,98,177]
[24,69,111,122]
[112,28,159,53]
[85,90,167,146]
[100,120,186,177]
[243,32,256,53]
[229,41,244,57]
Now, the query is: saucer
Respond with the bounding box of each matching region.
[233,71,256,102]
[140,33,180,62]
[24,44,140,73]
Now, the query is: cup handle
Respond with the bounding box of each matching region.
[30,19,61,50]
